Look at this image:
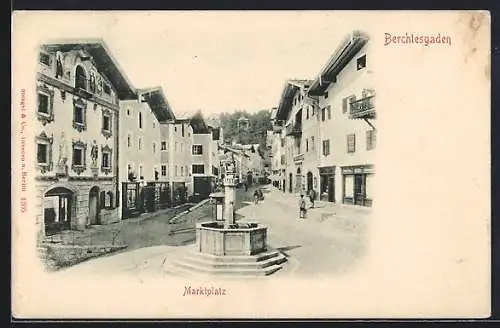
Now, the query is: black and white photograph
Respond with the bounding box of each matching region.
[11,11,490,318]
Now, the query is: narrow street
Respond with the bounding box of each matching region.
[53,185,371,278]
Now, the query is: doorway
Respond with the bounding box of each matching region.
[354,174,365,206]
[88,186,100,225]
[306,172,313,192]
[44,187,73,235]
[328,177,335,202]
[288,173,293,193]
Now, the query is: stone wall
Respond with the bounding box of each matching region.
[168,198,213,233]
[38,243,127,271]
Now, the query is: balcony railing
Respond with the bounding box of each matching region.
[350,95,376,119]
[285,122,302,137]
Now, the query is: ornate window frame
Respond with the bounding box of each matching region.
[72,97,87,132]
[101,145,112,175]
[101,108,113,139]
[71,140,87,175]
[36,84,55,126]
[35,131,53,174]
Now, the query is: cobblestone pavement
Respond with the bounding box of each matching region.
[52,185,372,278]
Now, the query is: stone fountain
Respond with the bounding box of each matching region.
[169,153,286,277]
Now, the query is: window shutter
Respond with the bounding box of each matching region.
[100,191,106,209]
[342,98,347,113]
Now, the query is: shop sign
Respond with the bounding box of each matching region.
[319,166,335,175]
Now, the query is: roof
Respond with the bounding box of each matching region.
[41,38,136,100]
[137,87,176,122]
[308,31,370,96]
[275,79,313,122]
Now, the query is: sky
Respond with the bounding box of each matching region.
[21,11,366,117]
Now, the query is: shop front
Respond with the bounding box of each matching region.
[342,164,374,207]
[319,166,335,202]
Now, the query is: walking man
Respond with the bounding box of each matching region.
[299,194,307,219]
[308,188,316,208]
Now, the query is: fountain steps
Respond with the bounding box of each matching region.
[169,250,287,276]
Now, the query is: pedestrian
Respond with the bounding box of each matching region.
[244,182,248,192]
[308,188,316,208]
[299,194,307,219]
[253,189,260,205]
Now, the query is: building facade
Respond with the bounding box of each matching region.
[275,79,320,195]
[160,119,194,205]
[308,31,375,206]
[35,40,136,239]
[119,87,175,218]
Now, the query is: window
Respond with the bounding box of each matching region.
[161,141,167,150]
[192,164,205,174]
[174,126,177,132]
[306,138,309,152]
[101,110,112,139]
[161,165,167,177]
[322,139,330,156]
[306,107,309,120]
[281,139,285,147]
[181,166,184,176]
[127,134,131,148]
[192,145,203,155]
[138,137,142,150]
[280,155,286,165]
[324,91,329,99]
[72,98,87,132]
[347,134,356,153]
[357,55,366,70]
[175,165,178,176]
[366,130,377,150]
[102,152,110,168]
[127,109,130,116]
[186,165,189,176]
[153,122,156,128]
[37,143,48,164]
[39,52,51,66]
[103,83,111,95]
[72,144,84,167]
[322,108,326,121]
[139,165,143,178]
[327,105,331,119]
[37,93,49,114]
[101,145,112,174]
[102,115,111,131]
[139,112,143,129]
[75,65,87,90]
[152,142,156,154]
[36,85,54,125]
[182,124,185,137]
[311,136,315,150]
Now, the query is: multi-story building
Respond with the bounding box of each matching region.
[160,119,194,205]
[207,125,224,179]
[270,108,286,190]
[35,40,136,239]
[275,79,318,195]
[119,87,175,218]
[308,31,375,206]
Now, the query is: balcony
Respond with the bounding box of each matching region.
[350,95,376,119]
[285,122,302,137]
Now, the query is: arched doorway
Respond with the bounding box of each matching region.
[88,186,100,225]
[288,173,293,193]
[44,187,74,235]
[307,172,313,192]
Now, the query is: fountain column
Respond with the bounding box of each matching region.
[223,170,236,228]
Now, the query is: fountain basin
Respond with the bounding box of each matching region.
[196,221,267,256]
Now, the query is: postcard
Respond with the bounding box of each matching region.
[11,10,491,319]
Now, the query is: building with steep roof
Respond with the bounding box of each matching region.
[35,39,136,239]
